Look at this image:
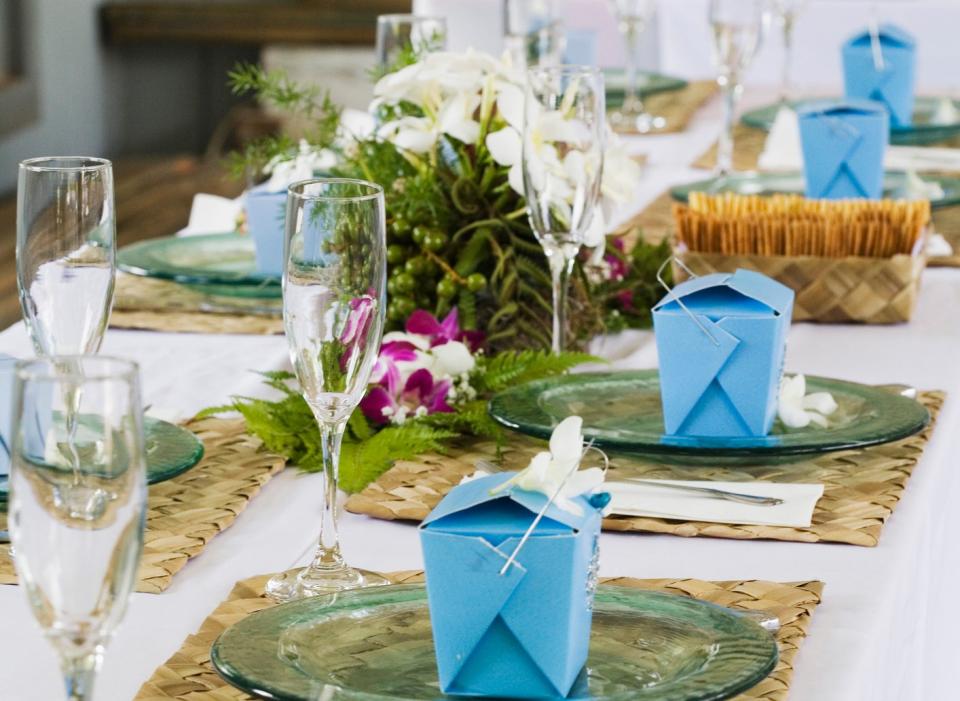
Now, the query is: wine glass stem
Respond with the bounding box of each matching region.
[717,81,741,176]
[306,417,347,572]
[547,247,574,355]
[61,651,99,701]
[621,22,644,114]
[780,18,794,103]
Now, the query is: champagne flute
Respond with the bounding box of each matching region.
[608,0,666,133]
[265,178,388,602]
[17,157,116,357]
[709,0,767,176]
[523,65,605,354]
[504,0,566,70]
[769,0,807,103]
[9,356,147,701]
[375,14,447,72]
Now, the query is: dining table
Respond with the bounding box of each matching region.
[1,87,958,701]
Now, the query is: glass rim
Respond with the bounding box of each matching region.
[377,13,445,23]
[14,355,140,383]
[526,64,604,79]
[19,156,112,173]
[287,178,384,203]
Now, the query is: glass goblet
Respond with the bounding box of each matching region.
[265,178,388,602]
[522,65,606,354]
[708,0,768,176]
[504,0,566,70]
[608,0,666,133]
[16,157,116,357]
[9,356,147,701]
[769,0,807,103]
[375,14,447,73]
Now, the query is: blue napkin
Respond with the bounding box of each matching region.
[842,23,916,127]
[798,100,889,200]
[244,184,287,276]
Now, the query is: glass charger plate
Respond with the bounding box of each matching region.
[0,417,204,502]
[211,584,778,701]
[488,371,929,460]
[118,233,281,295]
[605,70,688,109]
[670,171,960,209]
[742,97,960,146]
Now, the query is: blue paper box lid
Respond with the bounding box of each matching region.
[843,23,915,50]
[653,269,793,318]
[420,473,601,699]
[796,99,888,121]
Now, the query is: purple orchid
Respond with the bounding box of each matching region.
[405,308,484,352]
[360,367,454,426]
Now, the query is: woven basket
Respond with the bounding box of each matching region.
[674,250,926,324]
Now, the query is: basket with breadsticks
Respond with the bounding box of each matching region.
[671,193,931,323]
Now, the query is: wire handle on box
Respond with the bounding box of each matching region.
[868,11,885,72]
[657,257,720,347]
[499,440,597,576]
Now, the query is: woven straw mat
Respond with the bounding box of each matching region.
[133,570,823,701]
[615,80,717,135]
[0,417,287,593]
[345,392,942,547]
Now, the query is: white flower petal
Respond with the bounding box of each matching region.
[801,392,839,415]
[431,341,476,376]
[486,127,522,167]
[496,81,525,131]
[549,416,583,463]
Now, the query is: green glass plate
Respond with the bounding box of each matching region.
[0,417,204,502]
[118,233,282,297]
[488,371,929,459]
[742,97,960,146]
[605,70,688,109]
[211,584,778,701]
[670,171,960,210]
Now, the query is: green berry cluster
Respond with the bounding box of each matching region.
[385,213,487,323]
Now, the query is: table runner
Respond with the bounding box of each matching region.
[0,417,286,593]
[111,274,284,336]
[615,80,717,135]
[691,126,960,267]
[346,391,941,547]
[132,570,823,701]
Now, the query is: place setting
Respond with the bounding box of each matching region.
[2,2,958,701]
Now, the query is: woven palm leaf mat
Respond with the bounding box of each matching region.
[133,570,823,701]
[346,391,942,547]
[0,417,286,593]
[111,274,284,335]
[690,126,960,267]
[614,80,718,135]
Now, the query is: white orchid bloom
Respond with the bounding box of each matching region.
[778,374,839,429]
[262,139,336,191]
[437,92,482,145]
[426,340,476,376]
[491,416,606,515]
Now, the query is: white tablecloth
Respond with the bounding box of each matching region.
[2,92,959,700]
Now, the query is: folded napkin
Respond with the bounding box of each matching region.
[606,479,824,528]
[185,194,243,236]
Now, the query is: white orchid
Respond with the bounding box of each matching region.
[262,139,336,191]
[778,374,839,429]
[491,416,606,515]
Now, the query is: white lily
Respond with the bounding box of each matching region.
[778,374,839,429]
[491,416,605,515]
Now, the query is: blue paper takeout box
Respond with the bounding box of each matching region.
[842,23,916,127]
[798,100,889,200]
[0,355,17,477]
[419,472,602,698]
[244,184,287,276]
[653,269,794,438]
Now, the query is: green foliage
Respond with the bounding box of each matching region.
[200,351,596,493]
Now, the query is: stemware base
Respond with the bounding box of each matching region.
[609,109,667,134]
[265,565,390,603]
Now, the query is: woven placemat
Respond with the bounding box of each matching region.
[133,570,823,701]
[346,391,942,547]
[111,274,283,335]
[614,80,717,135]
[0,417,287,593]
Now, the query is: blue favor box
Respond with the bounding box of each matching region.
[244,184,287,276]
[798,100,889,200]
[419,472,602,698]
[653,269,794,438]
[0,355,16,476]
[842,23,916,127]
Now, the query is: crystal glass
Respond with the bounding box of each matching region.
[266,178,388,602]
[522,65,605,354]
[709,0,767,176]
[769,0,806,102]
[375,14,447,72]
[504,0,566,70]
[17,157,115,357]
[608,0,666,133]
[9,356,147,701]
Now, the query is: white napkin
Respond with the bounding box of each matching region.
[184,193,243,236]
[606,479,824,528]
